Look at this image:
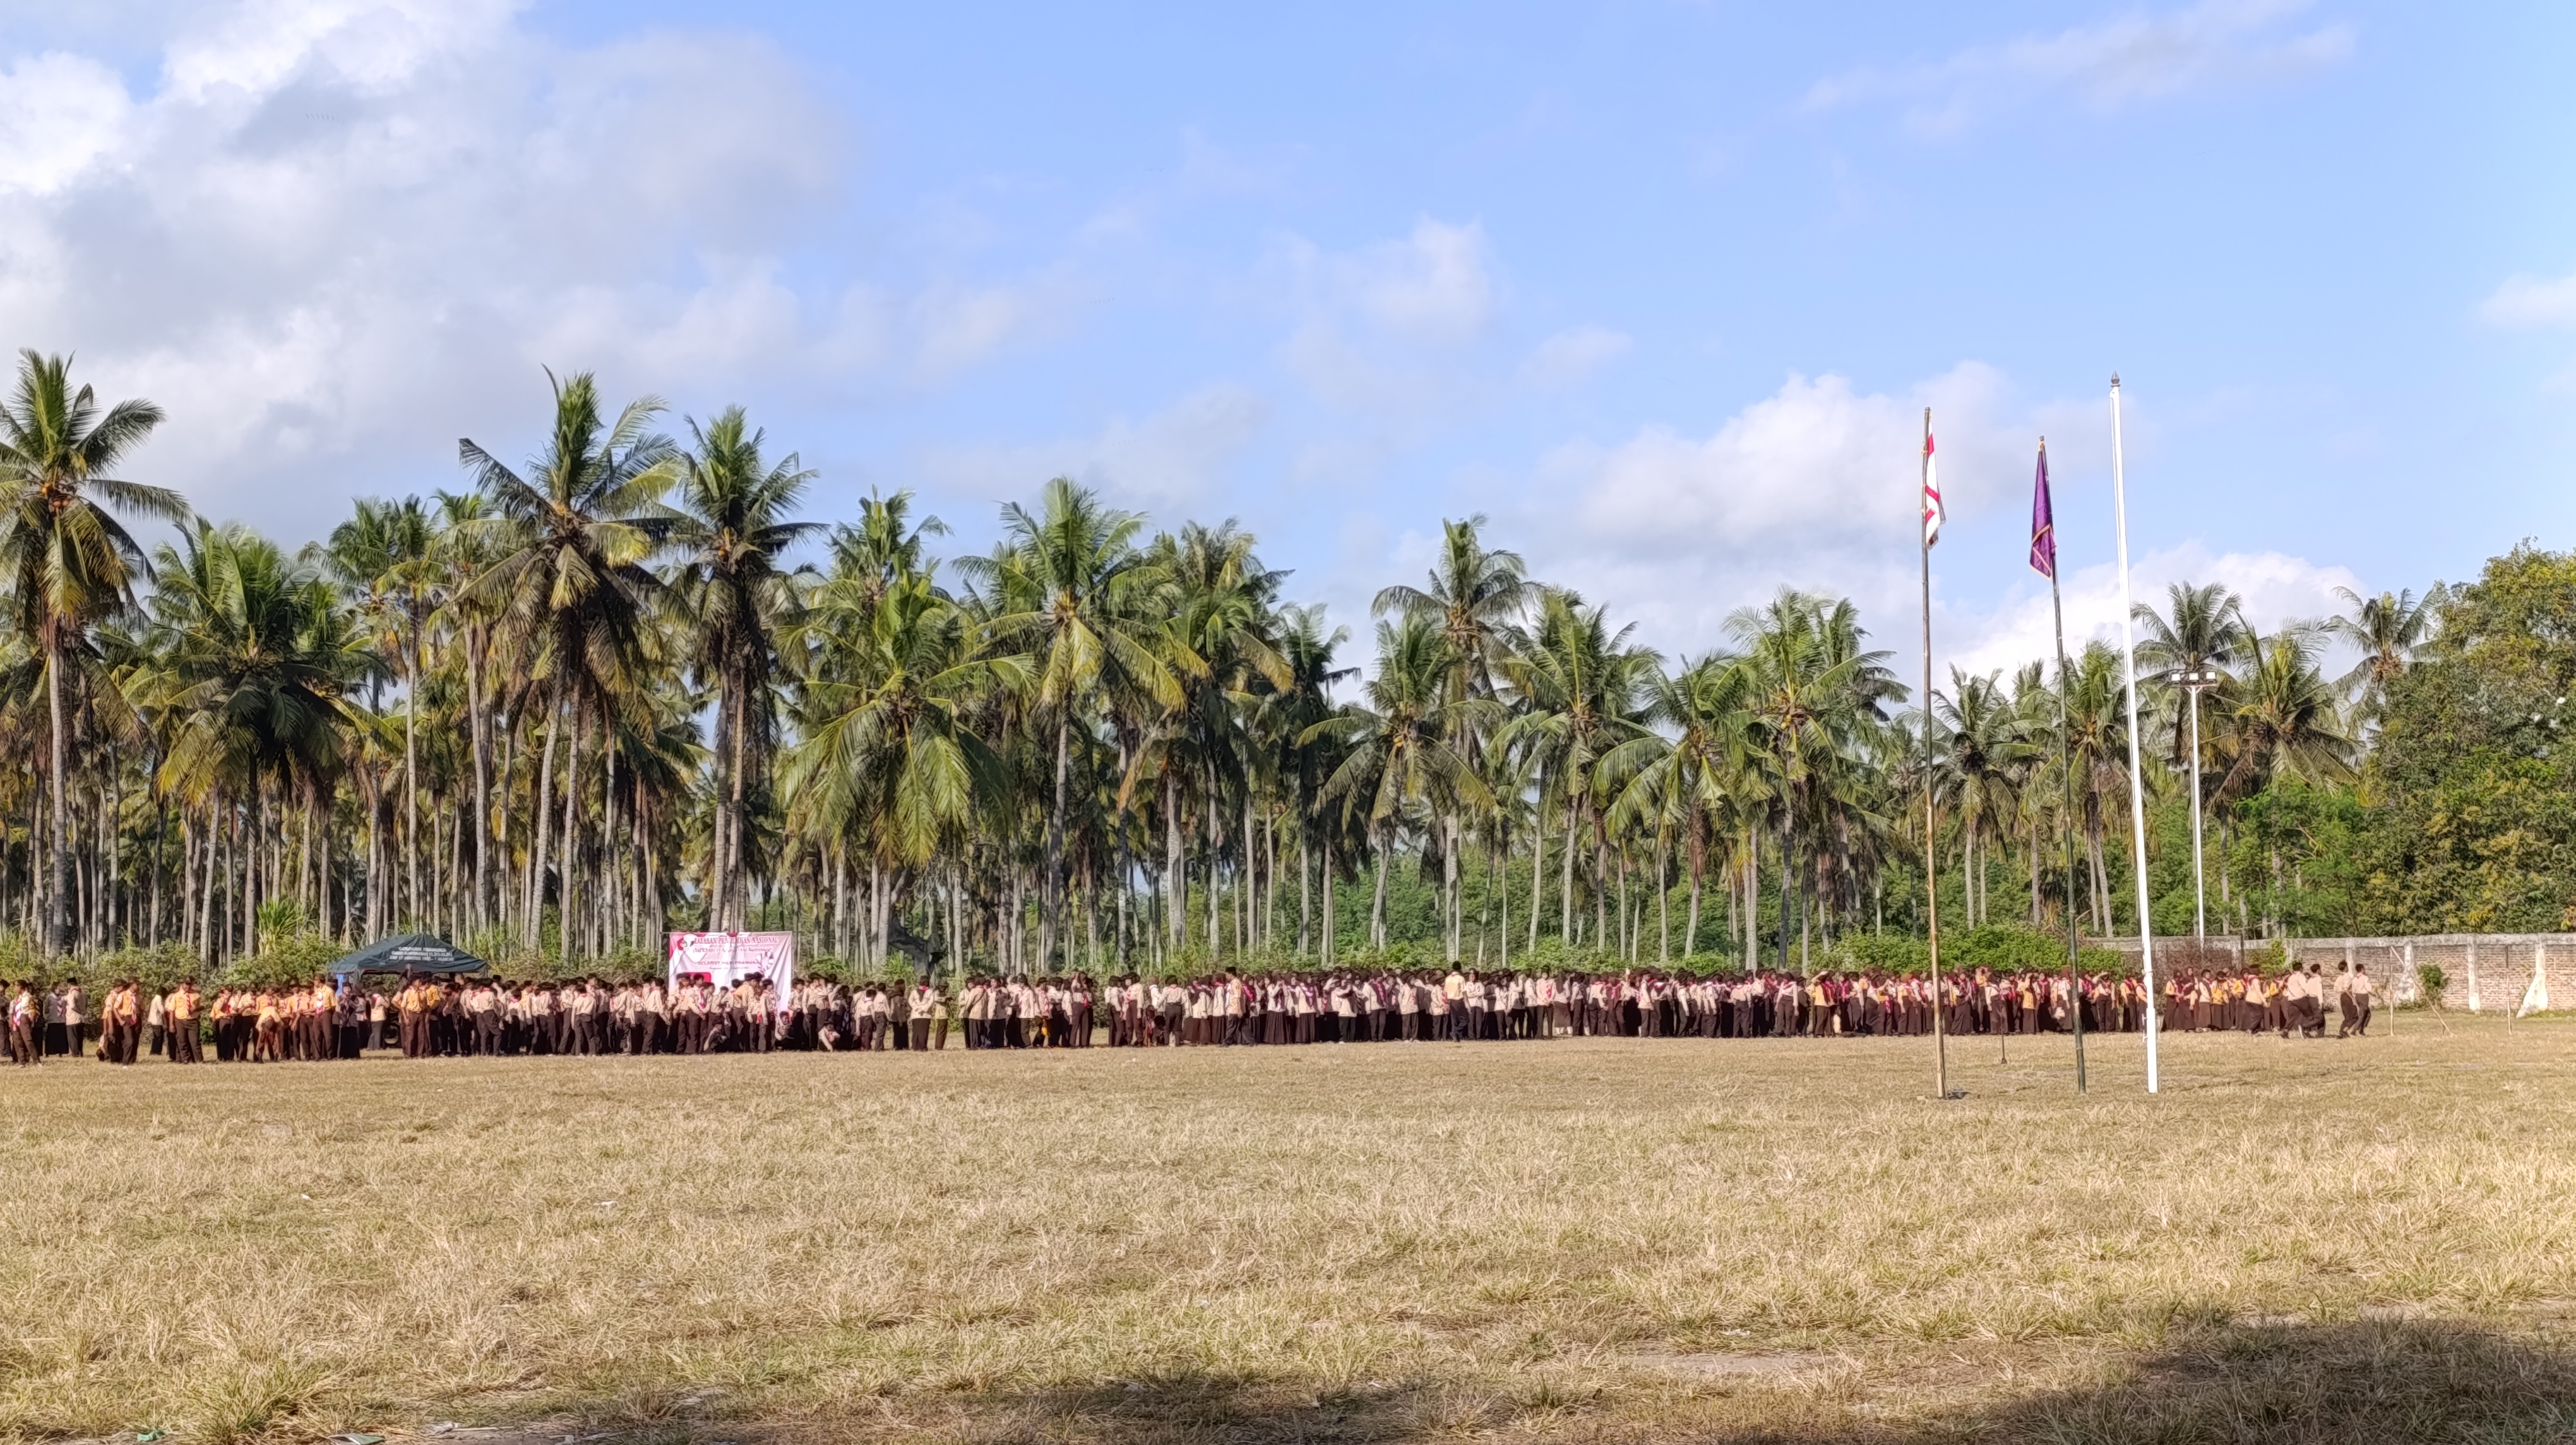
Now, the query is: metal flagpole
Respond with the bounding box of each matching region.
[2042,438,2085,1094]
[1923,406,1951,1100]
[2109,376,2161,1093]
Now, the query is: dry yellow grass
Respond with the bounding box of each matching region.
[5,1017,2576,1444]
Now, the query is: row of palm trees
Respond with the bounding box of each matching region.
[0,351,2428,975]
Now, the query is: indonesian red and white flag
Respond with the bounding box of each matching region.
[1921,428,1945,547]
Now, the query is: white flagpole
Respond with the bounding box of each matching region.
[2109,375,2161,1093]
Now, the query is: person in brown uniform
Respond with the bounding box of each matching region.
[167,980,202,1064]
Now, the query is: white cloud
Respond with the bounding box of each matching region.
[1518,325,1630,388]
[2479,270,2576,328]
[908,272,1085,380]
[1503,363,2349,687]
[1346,219,1495,341]
[922,384,1270,512]
[1807,0,2354,137]
[1279,217,1498,350]
[0,1,1073,539]
[1512,364,2018,658]
[1486,360,2364,705]
[1542,364,2011,556]
[0,52,134,195]
[1948,543,2361,681]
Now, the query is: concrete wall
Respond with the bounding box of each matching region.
[2083,934,2573,1012]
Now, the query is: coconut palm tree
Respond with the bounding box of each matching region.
[1935,666,2037,928]
[2210,621,2354,935]
[323,496,435,927]
[146,524,373,955]
[669,405,820,931]
[1500,588,1656,952]
[1374,514,1526,957]
[457,370,679,954]
[2326,584,2443,730]
[783,572,1016,947]
[1306,615,1493,949]
[0,351,182,954]
[1728,590,1893,964]
[2060,642,2132,933]
[1606,651,1757,959]
[963,479,1180,973]
[2135,581,2246,772]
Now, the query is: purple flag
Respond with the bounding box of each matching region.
[2028,440,2057,580]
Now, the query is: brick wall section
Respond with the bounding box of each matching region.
[2082,934,2576,1012]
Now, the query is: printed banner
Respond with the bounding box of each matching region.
[665,932,797,1005]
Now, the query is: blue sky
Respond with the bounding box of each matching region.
[0,0,2568,674]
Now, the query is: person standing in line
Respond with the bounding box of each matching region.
[101,980,140,1064]
[2349,964,2373,1036]
[904,979,933,1051]
[167,980,201,1064]
[58,981,83,1060]
[8,980,37,1065]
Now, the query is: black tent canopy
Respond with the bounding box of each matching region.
[328,933,489,978]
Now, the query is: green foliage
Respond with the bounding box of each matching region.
[1827,923,2122,976]
[2359,544,2576,932]
[2416,962,2449,1006]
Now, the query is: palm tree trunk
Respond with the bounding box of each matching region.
[529,694,558,952]
[598,739,617,954]
[1369,829,1388,949]
[404,623,421,929]
[2029,812,2042,926]
[1039,714,1070,974]
[1320,832,1335,964]
[1685,854,1700,961]
[1658,836,1671,962]
[244,784,261,958]
[1558,798,1577,946]
[44,635,68,956]
[467,623,492,932]
[1527,800,1544,956]
[559,712,582,965]
[1443,813,1460,963]
[724,663,750,932]
[1594,833,1609,953]
[1203,757,1220,959]
[1164,767,1185,950]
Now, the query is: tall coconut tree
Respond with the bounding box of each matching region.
[146,524,373,955]
[1373,514,1525,956]
[963,479,1179,973]
[2326,584,2443,730]
[1499,588,1656,952]
[457,371,679,954]
[669,405,819,931]
[1306,615,1493,949]
[1935,666,2036,928]
[1607,651,1758,958]
[2134,580,2246,774]
[0,351,181,954]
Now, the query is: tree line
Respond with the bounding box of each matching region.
[0,351,2466,982]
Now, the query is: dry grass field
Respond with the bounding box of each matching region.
[6,1017,2576,1445]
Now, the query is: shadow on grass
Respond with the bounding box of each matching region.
[1955,1317,2576,1445]
[562,1319,2576,1445]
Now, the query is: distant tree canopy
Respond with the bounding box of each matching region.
[2359,544,2576,932]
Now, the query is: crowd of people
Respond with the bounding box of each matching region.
[5,960,2380,1065]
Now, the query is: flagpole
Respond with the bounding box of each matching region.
[2109,376,2161,1093]
[2038,438,2085,1094]
[1922,405,1950,1100]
